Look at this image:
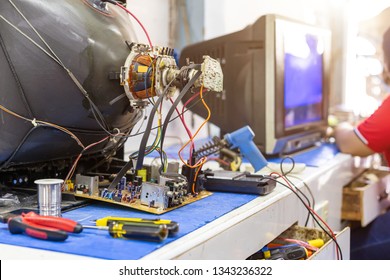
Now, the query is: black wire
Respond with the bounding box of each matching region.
[88,100,111,132]
[0,126,38,170]
[268,176,344,260]
[102,0,118,4]
[0,32,33,118]
[279,157,311,225]
[287,174,316,226]
[127,89,211,139]
[5,1,113,135]
[159,71,202,171]
[134,65,185,170]
[265,175,343,260]
[279,156,296,175]
[107,143,168,191]
[279,156,314,226]
[49,70,208,164]
[135,94,165,170]
[280,156,316,212]
[84,119,137,173]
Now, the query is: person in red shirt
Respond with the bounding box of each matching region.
[335,95,390,166]
[335,27,390,166]
[334,26,390,260]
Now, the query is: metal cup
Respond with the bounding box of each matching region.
[35,178,63,217]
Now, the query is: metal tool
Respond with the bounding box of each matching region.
[265,245,308,260]
[193,126,268,172]
[95,216,179,236]
[83,222,169,242]
[5,211,83,241]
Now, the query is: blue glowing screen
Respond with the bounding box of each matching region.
[284,32,324,128]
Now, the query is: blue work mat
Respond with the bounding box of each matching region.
[150,140,339,167]
[0,192,258,260]
[268,142,339,167]
[0,143,338,259]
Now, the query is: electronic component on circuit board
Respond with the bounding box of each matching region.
[140,175,188,210]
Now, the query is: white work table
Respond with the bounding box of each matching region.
[0,148,354,260]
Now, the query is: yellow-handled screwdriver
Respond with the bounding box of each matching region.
[83,222,169,242]
[95,216,179,236]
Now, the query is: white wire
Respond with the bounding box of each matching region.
[7,0,66,68]
[0,15,63,66]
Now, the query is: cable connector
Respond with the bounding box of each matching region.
[31,118,37,127]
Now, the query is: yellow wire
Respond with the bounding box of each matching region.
[149,55,155,96]
[0,104,85,148]
[149,109,162,151]
[0,104,30,122]
[178,84,210,168]
[155,108,170,172]
[38,120,85,148]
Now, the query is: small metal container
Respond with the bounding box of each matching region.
[35,179,63,217]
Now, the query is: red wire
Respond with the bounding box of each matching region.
[180,91,201,161]
[115,3,154,48]
[63,136,111,188]
[168,90,202,163]
[270,171,341,260]
[169,98,194,159]
[206,157,231,167]
[182,91,201,113]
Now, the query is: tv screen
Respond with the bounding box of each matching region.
[179,14,331,156]
[283,28,325,129]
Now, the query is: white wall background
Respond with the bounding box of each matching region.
[125,0,170,46]
[204,0,336,39]
[343,1,390,116]
[124,0,390,158]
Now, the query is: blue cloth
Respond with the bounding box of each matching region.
[267,142,340,167]
[0,192,258,259]
[0,143,341,259]
[158,140,340,168]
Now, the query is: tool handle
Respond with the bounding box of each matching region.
[162,221,179,236]
[109,223,168,242]
[97,216,179,236]
[224,126,268,172]
[8,217,68,242]
[22,212,83,233]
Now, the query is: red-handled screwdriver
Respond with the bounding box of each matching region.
[22,212,83,233]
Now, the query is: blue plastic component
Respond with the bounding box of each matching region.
[119,176,126,190]
[224,126,268,172]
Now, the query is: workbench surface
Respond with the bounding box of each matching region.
[0,143,352,260]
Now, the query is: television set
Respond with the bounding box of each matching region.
[179,14,331,156]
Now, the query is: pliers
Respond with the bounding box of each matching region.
[2,212,83,241]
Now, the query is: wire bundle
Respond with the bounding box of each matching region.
[265,157,343,260]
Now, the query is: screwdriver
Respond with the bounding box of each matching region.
[83,222,169,242]
[22,212,83,233]
[95,216,179,236]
